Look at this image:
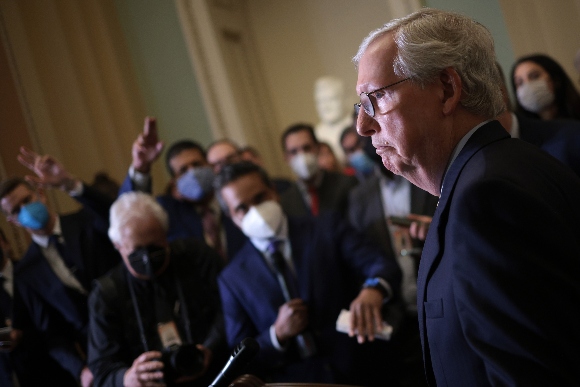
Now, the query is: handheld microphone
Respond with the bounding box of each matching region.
[209,337,260,387]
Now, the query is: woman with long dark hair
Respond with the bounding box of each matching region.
[511,54,580,120]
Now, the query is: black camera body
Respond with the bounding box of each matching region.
[161,343,205,381]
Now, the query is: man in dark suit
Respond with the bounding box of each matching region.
[0,227,75,386]
[215,161,402,386]
[119,117,246,261]
[355,8,580,386]
[0,176,121,386]
[279,123,358,217]
[348,138,438,387]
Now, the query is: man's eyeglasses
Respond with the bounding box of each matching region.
[354,77,410,117]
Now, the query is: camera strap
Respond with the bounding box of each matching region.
[128,264,193,352]
[127,270,150,352]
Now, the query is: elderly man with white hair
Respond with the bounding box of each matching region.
[354,8,580,386]
[87,191,227,387]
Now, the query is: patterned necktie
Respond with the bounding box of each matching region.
[267,239,317,358]
[267,239,299,300]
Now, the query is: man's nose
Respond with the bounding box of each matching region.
[356,110,377,137]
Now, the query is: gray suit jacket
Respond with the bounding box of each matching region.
[347,174,438,258]
[280,170,358,217]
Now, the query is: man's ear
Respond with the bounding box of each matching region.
[440,67,462,116]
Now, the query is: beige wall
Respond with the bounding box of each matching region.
[0,0,154,207]
[499,0,580,82]
[245,0,395,133]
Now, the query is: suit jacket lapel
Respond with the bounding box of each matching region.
[22,244,86,326]
[418,121,509,294]
[238,242,287,310]
[417,121,510,341]
[60,215,89,289]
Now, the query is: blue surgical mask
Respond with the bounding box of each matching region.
[176,166,215,201]
[18,201,50,230]
[349,150,375,177]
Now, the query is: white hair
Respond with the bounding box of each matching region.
[353,8,504,118]
[108,191,169,244]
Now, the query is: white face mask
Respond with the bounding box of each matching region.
[240,200,285,239]
[517,79,555,114]
[289,153,319,180]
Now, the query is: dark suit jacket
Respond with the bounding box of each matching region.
[218,214,401,384]
[348,174,438,257]
[517,113,580,177]
[119,174,246,260]
[417,120,580,386]
[279,171,358,217]
[13,204,121,380]
[2,284,76,386]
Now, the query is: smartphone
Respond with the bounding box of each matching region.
[388,216,413,227]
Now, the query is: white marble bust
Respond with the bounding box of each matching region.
[314,76,353,163]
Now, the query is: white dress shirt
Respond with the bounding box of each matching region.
[31,217,86,295]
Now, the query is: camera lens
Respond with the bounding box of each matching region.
[162,344,205,379]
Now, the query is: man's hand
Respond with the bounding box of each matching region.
[408,214,432,241]
[274,299,309,345]
[132,117,164,174]
[17,146,78,192]
[349,288,384,344]
[80,366,94,387]
[123,351,165,387]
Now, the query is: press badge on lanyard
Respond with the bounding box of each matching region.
[157,321,183,348]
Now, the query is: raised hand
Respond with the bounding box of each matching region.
[17,146,77,192]
[132,117,164,174]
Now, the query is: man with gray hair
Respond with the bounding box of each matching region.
[354,8,580,386]
[87,191,227,386]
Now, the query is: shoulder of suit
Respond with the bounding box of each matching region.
[349,175,379,196]
[13,243,43,275]
[91,263,126,303]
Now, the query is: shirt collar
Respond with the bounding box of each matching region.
[249,215,289,253]
[509,112,520,139]
[440,120,490,194]
[296,169,324,190]
[32,215,62,248]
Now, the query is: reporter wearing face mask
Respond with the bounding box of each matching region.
[215,161,403,386]
[87,192,227,387]
[119,117,247,262]
[511,54,580,121]
[0,177,122,386]
[278,123,358,218]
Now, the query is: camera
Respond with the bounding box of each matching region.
[161,343,205,381]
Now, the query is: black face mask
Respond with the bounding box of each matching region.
[128,245,168,278]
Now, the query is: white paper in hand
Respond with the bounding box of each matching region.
[335,309,393,341]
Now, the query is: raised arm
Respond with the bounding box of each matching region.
[131,116,164,174]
